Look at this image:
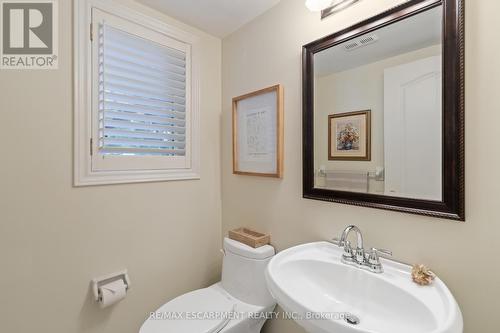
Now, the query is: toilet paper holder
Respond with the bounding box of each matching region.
[92,270,131,302]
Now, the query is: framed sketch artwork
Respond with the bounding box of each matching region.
[328,110,371,161]
[232,85,284,178]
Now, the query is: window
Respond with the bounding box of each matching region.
[74,0,200,186]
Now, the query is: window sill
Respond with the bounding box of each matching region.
[74,168,200,187]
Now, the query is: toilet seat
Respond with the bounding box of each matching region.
[140,287,236,333]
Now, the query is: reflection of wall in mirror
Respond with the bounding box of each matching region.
[314,44,441,194]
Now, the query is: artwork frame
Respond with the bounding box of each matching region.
[232,84,284,178]
[328,110,371,161]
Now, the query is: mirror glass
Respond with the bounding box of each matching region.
[313,5,443,200]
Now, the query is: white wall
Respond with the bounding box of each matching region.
[0,1,222,333]
[222,0,500,332]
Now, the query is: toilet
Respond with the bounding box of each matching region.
[140,237,276,333]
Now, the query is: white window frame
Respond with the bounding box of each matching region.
[74,0,200,186]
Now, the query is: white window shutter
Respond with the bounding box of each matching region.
[75,1,200,186]
[98,24,188,157]
[87,8,195,175]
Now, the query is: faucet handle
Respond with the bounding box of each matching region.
[342,240,355,262]
[331,237,345,247]
[367,247,392,265]
[372,248,392,257]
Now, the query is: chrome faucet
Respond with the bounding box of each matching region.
[332,225,392,274]
[339,225,365,264]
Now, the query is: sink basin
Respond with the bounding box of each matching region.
[265,242,463,333]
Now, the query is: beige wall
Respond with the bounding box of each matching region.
[222,0,500,333]
[0,1,222,333]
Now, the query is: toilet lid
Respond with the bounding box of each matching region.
[140,288,236,333]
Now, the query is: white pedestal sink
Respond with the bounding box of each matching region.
[265,242,463,333]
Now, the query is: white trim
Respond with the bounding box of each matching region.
[74,0,200,186]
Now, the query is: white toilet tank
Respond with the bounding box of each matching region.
[221,237,275,307]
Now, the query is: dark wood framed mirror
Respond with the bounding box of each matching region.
[302,0,464,220]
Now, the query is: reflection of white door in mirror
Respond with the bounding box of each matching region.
[384,55,442,200]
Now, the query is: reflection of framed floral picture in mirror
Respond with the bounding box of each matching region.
[328,110,371,161]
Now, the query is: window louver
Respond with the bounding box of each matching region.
[98,24,187,157]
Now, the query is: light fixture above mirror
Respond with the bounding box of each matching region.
[306,0,361,19]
